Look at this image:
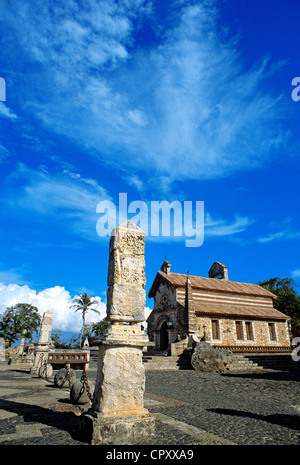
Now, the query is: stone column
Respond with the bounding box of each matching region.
[18,329,27,356]
[185,275,197,337]
[0,338,5,362]
[30,309,53,374]
[81,221,155,444]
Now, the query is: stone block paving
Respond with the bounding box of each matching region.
[0,363,300,446]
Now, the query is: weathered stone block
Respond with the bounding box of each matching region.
[103,323,148,344]
[38,363,53,379]
[107,284,146,323]
[108,250,146,287]
[107,222,146,288]
[31,310,53,374]
[70,379,95,405]
[191,342,233,373]
[37,310,53,346]
[93,345,146,415]
[54,367,77,389]
[81,411,155,445]
[109,221,145,255]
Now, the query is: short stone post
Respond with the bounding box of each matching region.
[18,329,27,356]
[31,309,53,374]
[81,221,155,444]
[0,338,5,362]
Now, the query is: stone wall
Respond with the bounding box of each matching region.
[195,316,291,348]
[152,282,177,312]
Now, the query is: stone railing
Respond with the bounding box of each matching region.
[212,344,291,354]
[48,349,90,369]
[170,337,189,356]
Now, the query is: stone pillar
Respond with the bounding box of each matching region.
[81,221,155,444]
[185,275,197,337]
[31,309,53,374]
[18,330,27,356]
[0,338,5,362]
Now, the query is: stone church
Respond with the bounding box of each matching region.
[147,261,292,355]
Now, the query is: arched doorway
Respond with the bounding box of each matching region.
[160,321,169,350]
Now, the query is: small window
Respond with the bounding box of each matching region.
[245,322,253,341]
[235,321,243,340]
[268,323,277,341]
[211,320,220,340]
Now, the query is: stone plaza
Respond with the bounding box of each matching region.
[0,360,300,446]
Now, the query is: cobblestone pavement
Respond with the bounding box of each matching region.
[0,363,300,447]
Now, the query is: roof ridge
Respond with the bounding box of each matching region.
[157,270,276,298]
[168,271,262,287]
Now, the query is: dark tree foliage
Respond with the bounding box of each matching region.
[0,303,41,346]
[258,277,300,337]
[91,319,109,336]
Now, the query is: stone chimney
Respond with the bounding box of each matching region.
[161,260,171,275]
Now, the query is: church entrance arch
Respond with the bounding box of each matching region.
[160,321,169,350]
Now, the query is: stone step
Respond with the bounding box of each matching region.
[228,353,299,372]
[143,353,261,371]
[143,355,191,370]
[93,350,298,372]
[91,350,191,370]
[243,354,297,370]
[225,354,261,372]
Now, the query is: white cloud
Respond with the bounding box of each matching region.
[0,144,10,161]
[0,282,153,333]
[4,163,255,246]
[0,282,107,332]
[0,0,289,188]
[5,163,111,241]
[205,213,255,237]
[257,231,286,244]
[127,109,148,126]
[143,306,152,329]
[292,269,300,279]
[257,217,300,244]
[0,270,25,285]
[0,102,18,121]
[258,231,300,244]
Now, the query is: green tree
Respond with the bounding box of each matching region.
[70,293,101,347]
[70,320,109,347]
[70,324,93,348]
[92,319,109,337]
[0,303,41,346]
[258,277,300,337]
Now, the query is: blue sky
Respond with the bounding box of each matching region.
[0,0,299,331]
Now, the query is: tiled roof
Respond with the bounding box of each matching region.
[156,270,276,299]
[191,300,288,320]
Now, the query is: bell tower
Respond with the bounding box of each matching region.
[208,261,229,280]
[161,260,171,275]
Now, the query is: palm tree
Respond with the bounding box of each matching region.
[70,293,100,348]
